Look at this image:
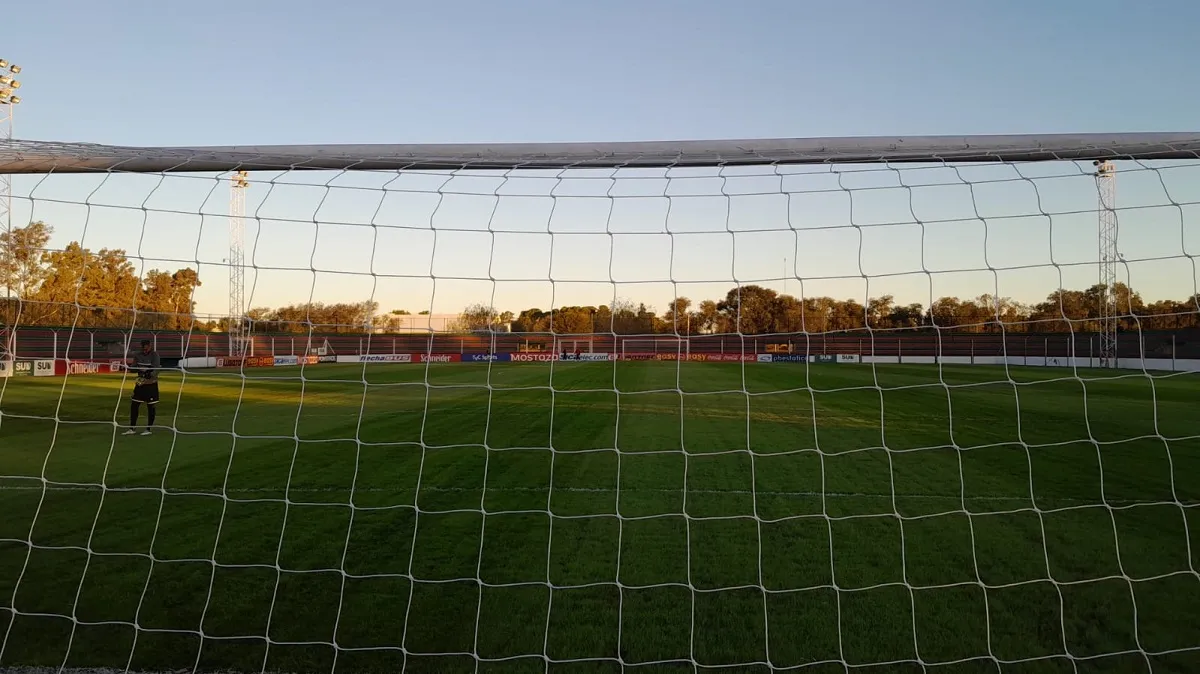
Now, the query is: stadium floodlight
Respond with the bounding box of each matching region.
[0,133,1198,673]
[0,59,19,104]
[0,58,20,368]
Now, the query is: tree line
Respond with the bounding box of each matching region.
[3,221,1197,335]
[0,222,201,329]
[469,284,1200,335]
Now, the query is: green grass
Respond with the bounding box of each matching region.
[2,361,1200,673]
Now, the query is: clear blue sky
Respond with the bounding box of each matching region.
[5,0,1199,318]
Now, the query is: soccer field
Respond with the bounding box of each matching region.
[2,361,1200,673]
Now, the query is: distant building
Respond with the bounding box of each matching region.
[372,313,514,334]
[374,313,460,333]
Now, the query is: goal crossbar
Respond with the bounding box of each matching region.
[2,132,1199,173]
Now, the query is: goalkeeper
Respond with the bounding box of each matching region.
[123,339,160,436]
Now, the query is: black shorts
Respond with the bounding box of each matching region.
[132,382,160,404]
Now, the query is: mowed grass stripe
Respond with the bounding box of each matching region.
[1,362,1200,672]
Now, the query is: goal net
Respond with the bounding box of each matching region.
[2,134,1200,673]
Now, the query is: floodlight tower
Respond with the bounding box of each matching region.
[229,170,250,357]
[0,58,24,362]
[1095,159,1118,368]
[0,59,21,240]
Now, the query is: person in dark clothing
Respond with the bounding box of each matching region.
[123,340,160,436]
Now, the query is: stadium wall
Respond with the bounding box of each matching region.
[6,351,1199,377]
[9,326,1200,362]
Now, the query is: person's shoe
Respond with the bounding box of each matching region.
[140,429,152,436]
[122,429,136,436]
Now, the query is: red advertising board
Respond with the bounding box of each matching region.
[714,353,757,362]
[55,359,124,376]
[620,352,756,363]
[653,353,711,362]
[215,356,275,368]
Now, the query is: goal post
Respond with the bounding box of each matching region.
[4,133,1198,173]
[303,335,333,357]
[2,133,1200,673]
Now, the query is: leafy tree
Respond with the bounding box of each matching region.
[512,308,548,333]
[773,294,804,333]
[138,270,178,328]
[0,221,52,303]
[455,303,501,331]
[254,301,379,333]
[718,285,778,334]
[662,297,693,334]
[609,298,649,335]
[887,303,926,329]
[168,269,202,328]
[866,295,895,329]
[694,300,721,334]
[33,242,140,327]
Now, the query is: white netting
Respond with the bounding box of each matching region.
[1,135,1200,673]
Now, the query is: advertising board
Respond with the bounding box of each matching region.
[653,353,710,362]
[836,354,861,363]
[813,355,836,363]
[0,360,46,377]
[216,357,244,368]
[274,355,299,367]
[357,354,413,363]
[462,353,512,362]
[757,354,773,363]
[318,355,338,363]
[55,359,121,376]
[772,355,807,363]
[511,353,558,362]
[300,355,319,365]
[416,353,460,363]
[577,353,613,362]
[621,353,655,361]
[245,356,275,368]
